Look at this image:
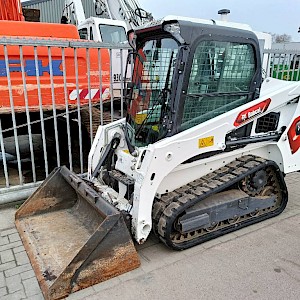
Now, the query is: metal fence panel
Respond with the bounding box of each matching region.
[0,37,129,203]
[0,37,300,203]
[262,49,300,80]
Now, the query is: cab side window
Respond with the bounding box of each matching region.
[78,28,88,40]
[181,40,256,131]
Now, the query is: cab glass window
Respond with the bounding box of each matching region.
[78,28,88,40]
[181,41,256,131]
[99,25,127,43]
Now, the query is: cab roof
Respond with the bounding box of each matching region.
[136,15,253,33]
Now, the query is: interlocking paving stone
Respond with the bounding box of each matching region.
[0,236,9,246]
[0,241,22,252]
[6,274,22,293]
[15,251,30,266]
[0,286,7,297]
[1,228,17,237]
[0,271,5,288]
[28,293,45,300]
[0,261,16,272]
[8,233,21,243]
[12,246,25,254]
[0,249,14,263]
[23,277,41,298]
[1,289,26,300]
[4,264,32,277]
[20,269,35,281]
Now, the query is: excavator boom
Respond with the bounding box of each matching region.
[102,0,153,28]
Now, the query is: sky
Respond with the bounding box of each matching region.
[139,0,300,42]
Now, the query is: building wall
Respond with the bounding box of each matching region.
[22,0,102,23]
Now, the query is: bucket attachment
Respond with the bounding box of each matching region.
[15,166,140,300]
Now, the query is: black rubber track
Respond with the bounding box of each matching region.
[152,155,288,250]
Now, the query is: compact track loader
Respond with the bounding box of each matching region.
[16,16,300,299]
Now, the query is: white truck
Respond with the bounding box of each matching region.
[62,0,153,87]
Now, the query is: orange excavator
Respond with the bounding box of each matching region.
[0,0,111,113]
[0,0,112,172]
[0,21,111,113]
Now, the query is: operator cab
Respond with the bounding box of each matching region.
[125,16,262,147]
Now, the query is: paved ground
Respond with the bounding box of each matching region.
[0,172,300,300]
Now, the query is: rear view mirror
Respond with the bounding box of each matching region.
[127,30,136,50]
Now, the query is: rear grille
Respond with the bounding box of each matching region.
[255,112,280,133]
